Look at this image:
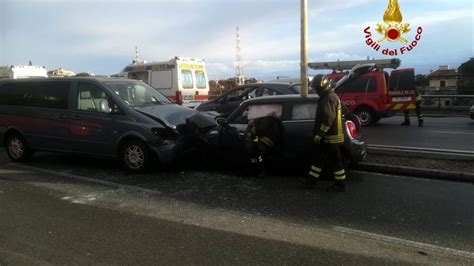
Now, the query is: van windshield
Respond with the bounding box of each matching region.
[104,81,172,107]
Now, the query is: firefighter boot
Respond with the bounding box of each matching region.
[418,120,424,127]
[326,179,346,192]
[401,120,410,126]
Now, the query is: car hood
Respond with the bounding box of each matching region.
[135,105,216,130]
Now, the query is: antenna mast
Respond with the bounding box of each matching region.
[235,26,245,85]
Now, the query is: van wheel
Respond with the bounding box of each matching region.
[120,140,150,172]
[355,108,375,126]
[5,133,33,162]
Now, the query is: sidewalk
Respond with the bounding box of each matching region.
[356,153,474,183]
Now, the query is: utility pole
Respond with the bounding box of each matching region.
[300,0,309,97]
[235,26,245,86]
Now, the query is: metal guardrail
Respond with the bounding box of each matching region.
[420,95,474,111]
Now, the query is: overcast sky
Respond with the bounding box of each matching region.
[0,0,472,80]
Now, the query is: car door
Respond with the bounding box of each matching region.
[280,101,317,161]
[68,81,120,157]
[10,81,74,151]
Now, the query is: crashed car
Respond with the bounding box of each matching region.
[204,95,367,172]
[0,78,215,172]
[197,82,301,116]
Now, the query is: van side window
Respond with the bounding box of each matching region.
[0,81,70,109]
[0,83,28,106]
[40,82,70,109]
[76,83,114,112]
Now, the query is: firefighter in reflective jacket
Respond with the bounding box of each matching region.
[245,105,282,177]
[401,91,423,127]
[304,74,346,192]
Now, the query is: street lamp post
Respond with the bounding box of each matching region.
[300,0,309,97]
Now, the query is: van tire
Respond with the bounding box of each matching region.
[354,107,375,126]
[5,133,33,162]
[120,140,150,173]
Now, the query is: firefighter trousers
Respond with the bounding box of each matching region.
[246,136,274,173]
[308,143,346,181]
[404,100,423,122]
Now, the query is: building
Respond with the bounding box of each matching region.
[427,65,460,93]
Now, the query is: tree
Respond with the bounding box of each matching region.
[457,58,474,95]
[415,74,428,87]
[458,58,474,76]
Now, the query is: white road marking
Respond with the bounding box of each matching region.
[334,226,474,259]
[10,163,163,196]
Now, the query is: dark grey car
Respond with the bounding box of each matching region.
[206,95,367,172]
[197,82,301,116]
[0,77,215,172]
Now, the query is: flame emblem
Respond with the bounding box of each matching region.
[376,0,410,43]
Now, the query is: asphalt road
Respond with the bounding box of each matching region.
[0,151,473,264]
[2,178,400,265]
[364,116,474,151]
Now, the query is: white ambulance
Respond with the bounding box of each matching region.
[119,57,209,105]
[0,65,48,80]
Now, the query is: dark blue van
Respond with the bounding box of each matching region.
[0,77,216,172]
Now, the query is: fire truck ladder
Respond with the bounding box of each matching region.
[308,58,401,71]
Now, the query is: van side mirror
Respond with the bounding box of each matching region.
[99,100,111,113]
[216,117,228,126]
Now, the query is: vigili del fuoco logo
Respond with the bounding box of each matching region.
[364,0,423,56]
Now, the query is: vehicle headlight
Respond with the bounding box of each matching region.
[151,127,179,140]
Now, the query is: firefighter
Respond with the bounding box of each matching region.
[304,74,347,192]
[401,91,424,127]
[245,105,283,177]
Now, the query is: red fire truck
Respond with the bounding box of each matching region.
[309,58,417,126]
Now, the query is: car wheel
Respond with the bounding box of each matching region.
[355,107,375,126]
[120,140,150,172]
[5,133,33,162]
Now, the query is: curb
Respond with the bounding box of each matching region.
[368,145,474,161]
[355,162,474,183]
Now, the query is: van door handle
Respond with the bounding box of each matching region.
[57,114,69,120]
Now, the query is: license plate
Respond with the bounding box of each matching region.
[183,95,194,100]
[391,96,411,102]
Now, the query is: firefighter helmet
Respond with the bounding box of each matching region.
[310,74,330,93]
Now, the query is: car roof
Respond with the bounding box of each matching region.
[242,94,319,105]
[0,77,135,84]
[237,82,301,87]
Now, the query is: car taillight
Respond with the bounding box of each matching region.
[175,91,183,105]
[345,120,359,139]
